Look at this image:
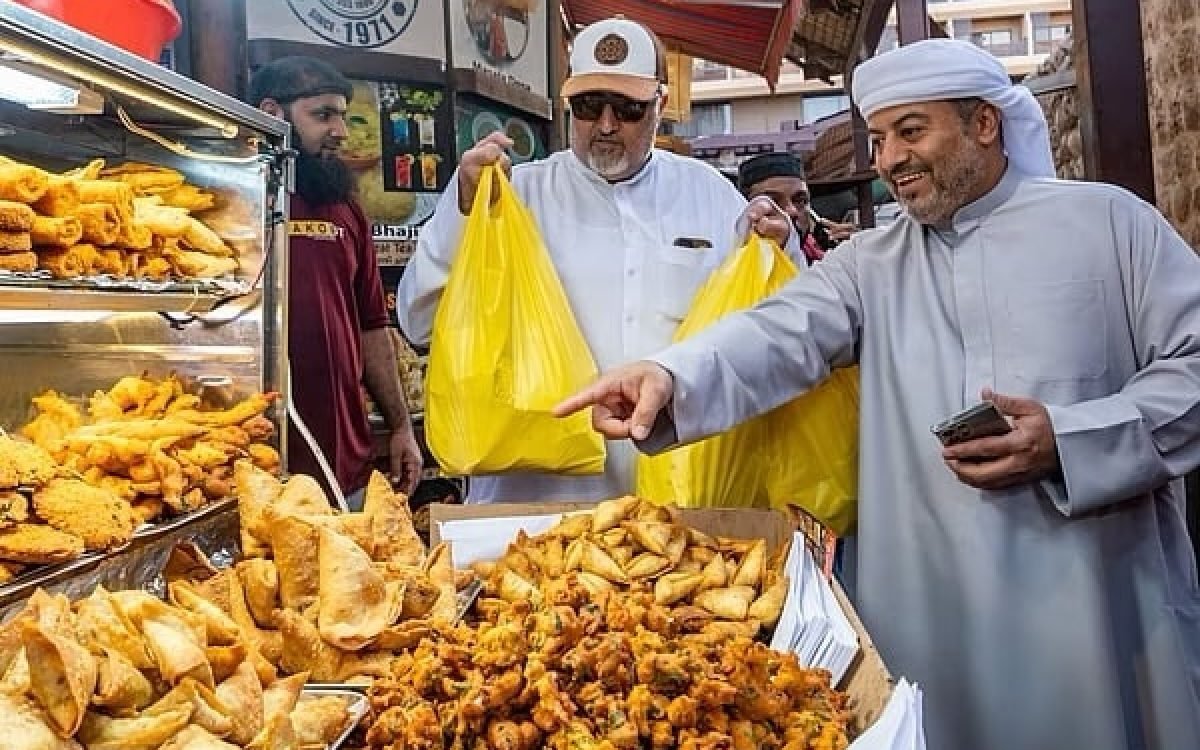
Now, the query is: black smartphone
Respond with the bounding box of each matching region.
[931,402,1012,446]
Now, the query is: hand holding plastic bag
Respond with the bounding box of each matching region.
[425,166,606,475]
[637,235,859,533]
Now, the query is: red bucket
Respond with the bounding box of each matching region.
[15,0,182,61]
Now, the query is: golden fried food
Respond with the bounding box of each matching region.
[291,694,352,746]
[93,246,126,276]
[23,619,97,737]
[0,435,59,489]
[76,202,120,246]
[32,478,136,551]
[0,251,36,272]
[0,199,35,231]
[0,523,85,563]
[317,526,403,650]
[164,247,239,278]
[0,230,31,253]
[161,184,216,212]
[0,491,30,527]
[30,215,82,247]
[74,179,135,221]
[0,560,25,583]
[37,243,96,278]
[100,162,186,194]
[0,691,81,750]
[32,175,80,217]
[0,161,50,203]
[135,196,190,236]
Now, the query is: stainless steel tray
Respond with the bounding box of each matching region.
[0,273,254,313]
[132,497,237,541]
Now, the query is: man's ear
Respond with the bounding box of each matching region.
[976,102,1002,147]
[260,98,286,119]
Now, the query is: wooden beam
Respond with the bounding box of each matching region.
[185,0,246,98]
[1072,0,1155,202]
[849,0,895,71]
[895,0,930,45]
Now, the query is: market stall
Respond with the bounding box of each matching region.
[0,1,287,607]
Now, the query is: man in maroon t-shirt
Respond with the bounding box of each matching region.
[250,57,421,506]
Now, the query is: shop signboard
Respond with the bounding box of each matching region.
[246,0,446,60]
[455,93,548,163]
[448,0,550,116]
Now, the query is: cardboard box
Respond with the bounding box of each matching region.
[430,502,895,733]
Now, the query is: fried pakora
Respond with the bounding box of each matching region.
[32,479,136,551]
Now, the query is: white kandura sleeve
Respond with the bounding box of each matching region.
[1043,202,1200,515]
[394,174,467,346]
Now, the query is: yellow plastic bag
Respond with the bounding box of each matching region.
[425,166,606,475]
[636,235,859,534]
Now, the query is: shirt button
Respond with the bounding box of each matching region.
[627,268,636,278]
[625,314,635,324]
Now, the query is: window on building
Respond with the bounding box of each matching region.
[802,95,850,125]
[971,27,1023,57]
[673,102,733,138]
[1033,23,1071,52]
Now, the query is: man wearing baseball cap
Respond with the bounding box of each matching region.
[398,17,798,503]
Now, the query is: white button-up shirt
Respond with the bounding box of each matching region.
[398,148,797,502]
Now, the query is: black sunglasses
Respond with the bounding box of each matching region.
[569,92,656,123]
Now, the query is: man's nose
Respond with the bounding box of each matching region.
[874,138,906,175]
[329,116,349,140]
[596,105,620,134]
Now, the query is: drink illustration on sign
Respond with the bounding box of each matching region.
[464,0,536,64]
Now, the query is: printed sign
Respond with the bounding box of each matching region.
[247,0,445,60]
[449,0,548,99]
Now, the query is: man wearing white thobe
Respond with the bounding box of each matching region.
[557,39,1200,750]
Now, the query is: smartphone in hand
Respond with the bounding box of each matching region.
[931,402,1013,447]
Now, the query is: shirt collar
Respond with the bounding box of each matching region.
[950,161,1023,232]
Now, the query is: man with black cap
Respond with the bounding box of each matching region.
[249,57,422,507]
[399,17,799,503]
[738,152,854,264]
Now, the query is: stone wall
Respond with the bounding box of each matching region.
[1025,39,1084,181]
[1142,0,1200,246]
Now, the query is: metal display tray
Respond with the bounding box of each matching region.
[301,686,371,750]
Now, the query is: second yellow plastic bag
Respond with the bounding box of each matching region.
[636,235,859,534]
[425,166,606,476]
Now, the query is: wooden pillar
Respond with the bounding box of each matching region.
[895,0,930,45]
[1072,0,1155,202]
[185,0,246,99]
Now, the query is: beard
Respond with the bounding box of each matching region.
[294,149,356,207]
[883,134,986,226]
[586,144,632,180]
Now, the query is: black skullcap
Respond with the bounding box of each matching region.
[738,152,806,193]
[248,56,353,108]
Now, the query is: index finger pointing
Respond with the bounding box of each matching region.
[552,383,606,418]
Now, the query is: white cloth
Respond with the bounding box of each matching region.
[647,167,1200,750]
[398,148,794,502]
[852,38,1055,178]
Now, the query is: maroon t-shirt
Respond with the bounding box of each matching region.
[286,195,390,494]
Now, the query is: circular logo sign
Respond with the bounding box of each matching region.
[288,0,417,49]
[594,33,629,66]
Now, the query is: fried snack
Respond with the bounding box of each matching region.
[76,202,121,245]
[30,215,82,247]
[0,692,81,750]
[140,612,214,687]
[0,162,50,203]
[23,619,97,737]
[363,470,425,566]
[0,434,58,488]
[32,478,137,551]
[270,512,323,611]
[74,586,153,669]
[93,246,126,276]
[162,184,216,212]
[317,525,403,651]
[237,558,280,627]
[38,243,97,278]
[0,230,31,253]
[276,608,344,680]
[165,247,239,278]
[0,199,35,231]
[135,197,191,236]
[100,162,186,194]
[149,678,235,738]
[0,559,25,582]
[182,217,232,256]
[214,660,264,746]
[0,523,84,563]
[233,460,282,557]
[291,694,351,747]
[426,541,457,623]
[0,250,36,272]
[77,707,192,750]
[275,473,333,517]
[32,175,80,217]
[74,179,135,220]
[159,724,240,750]
[93,646,155,713]
[167,580,243,645]
[119,219,154,250]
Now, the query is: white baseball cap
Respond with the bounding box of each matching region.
[561,18,665,101]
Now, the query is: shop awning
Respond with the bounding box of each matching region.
[562,0,805,88]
